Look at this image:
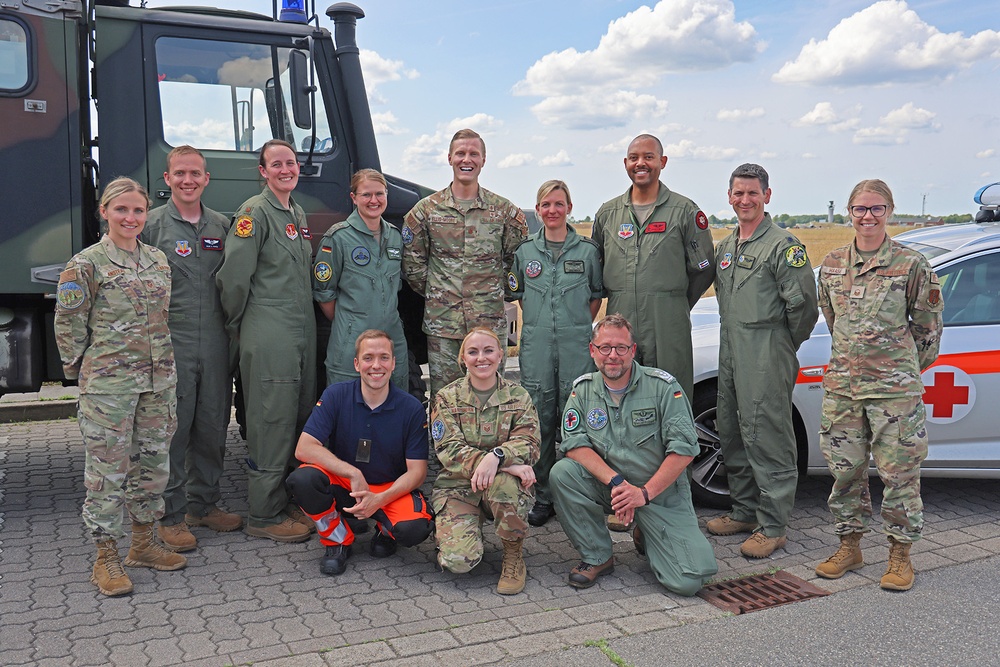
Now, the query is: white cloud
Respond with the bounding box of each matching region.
[664,139,740,161]
[880,102,939,130]
[514,0,761,128]
[372,112,405,137]
[759,151,778,159]
[401,114,505,171]
[359,49,419,101]
[794,102,860,132]
[977,149,996,159]
[801,153,817,159]
[717,107,765,121]
[773,0,1000,86]
[539,150,573,167]
[497,153,534,169]
[529,91,668,130]
[853,126,907,145]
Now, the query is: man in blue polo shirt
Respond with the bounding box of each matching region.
[286,330,433,575]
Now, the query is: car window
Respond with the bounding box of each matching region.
[936,250,1000,326]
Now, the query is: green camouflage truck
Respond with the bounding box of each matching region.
[0,0,431,396]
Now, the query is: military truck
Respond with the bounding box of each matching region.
[0,0,431,396]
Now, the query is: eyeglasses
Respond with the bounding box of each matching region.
[592,343,633,356]
[355,191,386,201]
[850,205,887,218]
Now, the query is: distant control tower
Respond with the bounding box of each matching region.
[828,200,835,224]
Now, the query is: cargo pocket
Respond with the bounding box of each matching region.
[261,377,300,425]
[84,468,104,492]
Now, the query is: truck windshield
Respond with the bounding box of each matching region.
[155,36,334,154]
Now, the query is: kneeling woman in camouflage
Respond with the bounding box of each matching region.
[54,177,186,597]
[431,328,540,594]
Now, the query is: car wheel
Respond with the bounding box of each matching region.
[689,383,733,509]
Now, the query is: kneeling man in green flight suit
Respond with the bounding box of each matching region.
[549,314,717,596]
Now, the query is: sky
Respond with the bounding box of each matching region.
[149,0,999,219]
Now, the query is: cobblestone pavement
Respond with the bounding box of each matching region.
[2,418,999,667]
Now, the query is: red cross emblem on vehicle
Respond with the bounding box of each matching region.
[922,365,976,424]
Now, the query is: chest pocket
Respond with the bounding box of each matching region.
[870,269,909,323]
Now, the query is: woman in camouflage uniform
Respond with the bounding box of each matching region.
[431,328,540,595]
[815,179,943,591]
[54,177,186,597]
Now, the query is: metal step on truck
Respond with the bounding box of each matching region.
[0,0,432,397]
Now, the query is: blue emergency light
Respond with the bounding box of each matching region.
[279,0,308,23]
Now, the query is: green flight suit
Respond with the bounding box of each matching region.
[714,214,818,537]
[313,210,407,389]
[141,200,232,526]
[550,362,718,597]
[507,225,604,504]
[216,187,317,528]
[592,182,715,399]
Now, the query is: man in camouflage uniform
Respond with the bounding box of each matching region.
[549,315,717,596]
[592,134,715,401]
[401,129,527,401]
[55,177,185,596]
[141,146,242,552]
[815,179,943,591]
[707,164,818,559]
[430,344,540,594]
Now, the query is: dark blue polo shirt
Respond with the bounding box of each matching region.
[302,379,428,484]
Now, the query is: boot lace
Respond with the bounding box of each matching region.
[886,547,908,575]
[824,542,855,565]
[103,548,127,579]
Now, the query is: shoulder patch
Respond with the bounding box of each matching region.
[785,244,808,268]
[572,373,594,387]
[401,226,414,245]
[57,281,85,310]
[645,367,675,383]
[325,221,351,237]
[695,211,709,230]
[507,272,519,292]
[564,408,581,432]
[314,261,333,282]
[235,215,254,238]
[431,419,445,442]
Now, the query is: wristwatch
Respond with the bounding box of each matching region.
[607,474,625,489]
[491,447,506,465]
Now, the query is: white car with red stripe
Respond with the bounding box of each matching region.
[688,210,1000,508]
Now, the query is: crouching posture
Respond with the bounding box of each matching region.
[550,315,717,596]
[286,330,433,575]
[431,328,540,595]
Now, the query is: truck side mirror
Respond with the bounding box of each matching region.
[288,49,312,130]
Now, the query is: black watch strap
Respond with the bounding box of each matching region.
[607,474,625,489]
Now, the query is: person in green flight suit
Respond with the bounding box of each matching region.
[549,314,718,596]
[706,163,818,559]
[313,168,408,390]
[216,139,316,544]
[141,146,243,553]
[591,134,715,402]
[507,180,604,527]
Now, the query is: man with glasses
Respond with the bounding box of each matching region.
[548,314,717,596]
[706,164,818,558]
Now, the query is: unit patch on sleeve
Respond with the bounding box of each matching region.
[431,419,445,441]
[508,272,519,292]
[564,408,580,432]
[57,281,85,310]
[314,261,333,283]
[235,215,254,238]
[785,244,808,268]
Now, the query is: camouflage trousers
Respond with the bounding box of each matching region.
[78,390,177,541]
[427,330,507,403]
[819,393,928,542]
[430,472,532,573]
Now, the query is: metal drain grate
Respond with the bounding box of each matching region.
[697,570,830,614]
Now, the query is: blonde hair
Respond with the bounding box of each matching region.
[536,179,572,207]
[354,329,393,358]
[165,145,206,172]
[449,128,485,158]
[457,327,502,366]
[847,179,895,215]
[351,168,387,193]
[100,176,150,213]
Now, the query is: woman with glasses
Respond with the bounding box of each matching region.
[815,179,944,591]
[313,168,408,389]
[507,180,604,527]
[431,328,540,595]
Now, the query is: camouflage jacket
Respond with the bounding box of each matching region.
[818,236,944,399]
[54,235,176,394]
[141,199,230,353]
[402,185,527,339]
[431,374,540,499]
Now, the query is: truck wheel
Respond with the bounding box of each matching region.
[689,383,733,509]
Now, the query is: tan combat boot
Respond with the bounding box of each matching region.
[92,539,134,596]
[881,537,914,591]
[158,523,197,552]
[125,522,188,571]
[497,538,527,595]
[815,533,864,579]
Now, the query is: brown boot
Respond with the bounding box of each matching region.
[158,523,197,552]
[286,505,317,534]
[92,539,133,597]
[497,538,527,595]
[815,533,864,579]
[185,507,243,533]
[125,522,188,571]
[881,537,914,591]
